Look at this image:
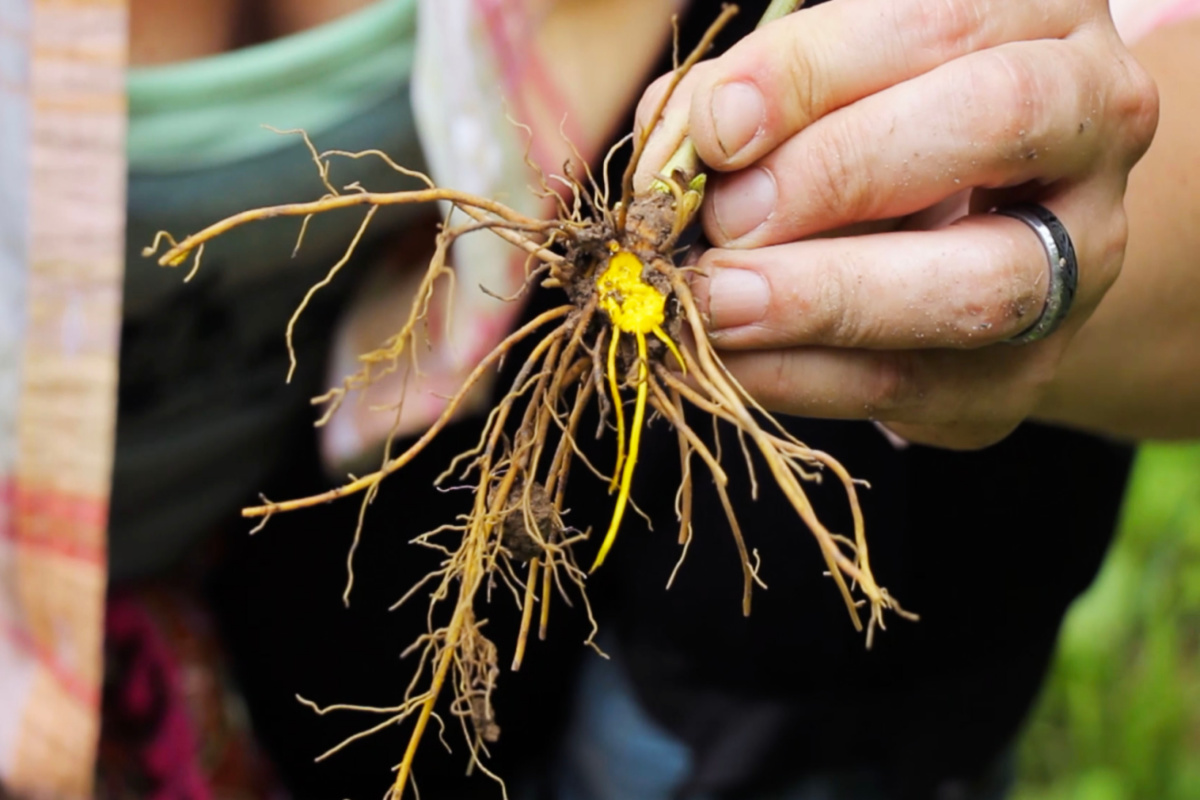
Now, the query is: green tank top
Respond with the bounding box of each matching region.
[112,0,424,579]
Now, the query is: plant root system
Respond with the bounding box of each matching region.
[143,4,915,797]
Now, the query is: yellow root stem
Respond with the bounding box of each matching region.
[592,332,649,572]
[652,324,686,374]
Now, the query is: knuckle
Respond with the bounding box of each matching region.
[801,118,872,224]
[962,49,1045,160]
[1113,57,1160,158]
[1107,206,1130,261]
[764,350,799,411]
[1093,206,1128,292]
[864,352,920,416]
[902,0,987,62]
[808,260,853,344]
[780,29,826,128]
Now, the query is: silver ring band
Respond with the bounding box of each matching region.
[994,203,1079,344]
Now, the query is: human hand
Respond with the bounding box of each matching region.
[636,0,1158,449]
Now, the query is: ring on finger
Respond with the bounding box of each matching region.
[993,202,1079,344]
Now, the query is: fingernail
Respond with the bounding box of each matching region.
[709,267,769,331]
[711,168,776,242]
[711,82,765,158]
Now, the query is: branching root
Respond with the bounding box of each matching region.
[143,4,911,798]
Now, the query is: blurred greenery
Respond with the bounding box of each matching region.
[1014,443,1200,800]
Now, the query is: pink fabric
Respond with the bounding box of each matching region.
[1152,0,1200,30]
[1112,0,1200,43]
[104,598,211,800]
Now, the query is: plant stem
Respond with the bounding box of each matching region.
[653,0,806,188]
[759,0,805,28]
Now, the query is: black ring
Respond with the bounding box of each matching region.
[994,203,1079,344]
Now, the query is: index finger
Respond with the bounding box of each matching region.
[687,0,1096,171]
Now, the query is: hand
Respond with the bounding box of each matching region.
[636,0,1158,449]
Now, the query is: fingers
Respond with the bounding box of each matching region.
[694,212,1060,351]
[696,182,1129,449]
[701,39,1114,247]
[624,0,1158,450]
[686,0,1090,171]
[694,174,1130,349]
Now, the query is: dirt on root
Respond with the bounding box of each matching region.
[499,481,561,562]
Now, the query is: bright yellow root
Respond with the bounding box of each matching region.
[653,325,686,374]
[592,331,650,571]
[592,246,681,571]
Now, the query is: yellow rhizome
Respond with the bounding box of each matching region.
[592,245,684,570]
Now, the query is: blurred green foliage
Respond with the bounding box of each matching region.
[1014,443,1200,800]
